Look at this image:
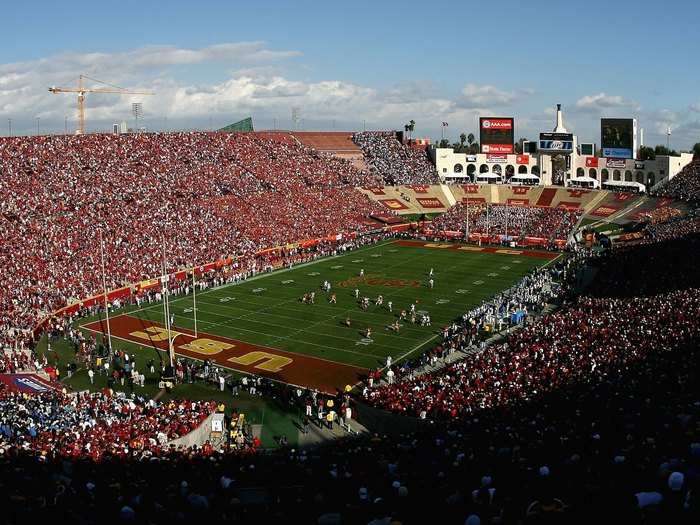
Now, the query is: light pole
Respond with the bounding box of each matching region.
[64,116,68,135]
[36,117,40,136]
[7,118,11,137]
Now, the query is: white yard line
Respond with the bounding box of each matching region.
[388,334,441,370]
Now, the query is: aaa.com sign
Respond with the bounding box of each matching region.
[480,117,514,154]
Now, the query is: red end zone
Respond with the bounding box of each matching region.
[392,240,560,260]
[82,315,367,394]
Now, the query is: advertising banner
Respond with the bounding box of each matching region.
[539,132,574,152]
[516,154,530,165]
[480,117,514,154]
[606,158,626,169]
[585,157,598,168]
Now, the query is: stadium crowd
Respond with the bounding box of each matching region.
[654,157,700,202]
[428,202,582,241]
[2,308,698,524]
[353,131,437,185]
[0,132,390,352]
[0,387,215,460]
[0,132,699,523]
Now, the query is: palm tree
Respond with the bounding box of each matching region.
[408,120,415,139]
[467,133,475,147]
[459,133,467,152]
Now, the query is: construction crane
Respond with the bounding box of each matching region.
[49,75,154,134]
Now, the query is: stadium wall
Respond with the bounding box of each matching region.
[436,148,694,187]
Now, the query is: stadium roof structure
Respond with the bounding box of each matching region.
[218,117,254,132]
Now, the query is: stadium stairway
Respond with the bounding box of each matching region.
[535,187,557,207]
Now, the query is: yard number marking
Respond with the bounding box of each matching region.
[252,287,267,293]
[355,338,374,346]
[228,351,292,373]
[130,326,185,342]
[128,326,292,372]
[181,338,235,356]
[281,279,295,284]
[219,296,235,303]
[455,289,469,294]
[473,280,484,285]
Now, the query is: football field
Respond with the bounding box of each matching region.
[83,239,559,392]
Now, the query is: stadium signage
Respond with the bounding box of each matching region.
[486,154,507,163]
[585,157,598,168]
[538,132,574,152]
[480,117,514,154]
[481,119,512,129]
[516,154,529,165]
[606,158,626,168]
[601,118,636,159]
[634,161,645,169]
[465,155,477,162]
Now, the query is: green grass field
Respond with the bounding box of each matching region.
[39,238,560,446]
[106,239,556,371]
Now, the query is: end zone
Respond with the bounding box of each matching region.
[82,314,367,394]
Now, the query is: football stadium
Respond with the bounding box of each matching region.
[2,3,700,524]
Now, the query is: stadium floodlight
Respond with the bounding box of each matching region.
[132,102,143,132]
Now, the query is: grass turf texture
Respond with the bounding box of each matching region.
[37,239,559,446]
[85,240,556,379]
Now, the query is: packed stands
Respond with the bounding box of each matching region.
[1,130,699,524]
[3,224,699,523]
[353,131,438,185]
[427,202,582,241]
[0,386,215,459]
[654,157,700,202]
[0,132,389,351]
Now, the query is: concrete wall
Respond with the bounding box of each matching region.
[167,411,216,449]
[435,148,694,188]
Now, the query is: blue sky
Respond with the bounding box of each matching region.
[1,0,699,148]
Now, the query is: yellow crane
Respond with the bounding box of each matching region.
[49,75,154,134]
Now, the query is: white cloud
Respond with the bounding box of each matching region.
[575,92,639,113]
[458,84,534,109]
[1,45,525,134]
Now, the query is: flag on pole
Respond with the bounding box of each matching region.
[442,122,449,127]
